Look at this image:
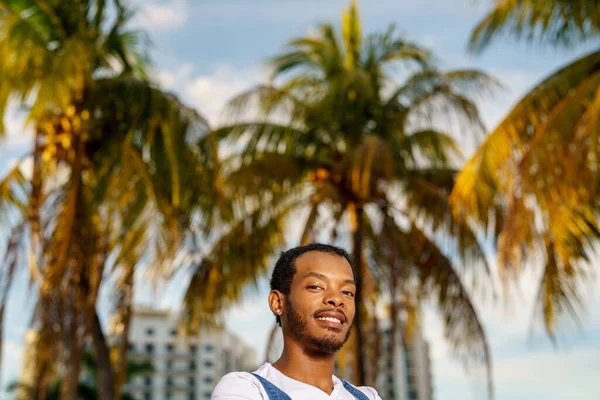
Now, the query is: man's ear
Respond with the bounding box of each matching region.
[268,290,284,316]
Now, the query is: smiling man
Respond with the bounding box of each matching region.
[212,243,382,400]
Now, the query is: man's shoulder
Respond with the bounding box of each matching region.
[212,371,263,399]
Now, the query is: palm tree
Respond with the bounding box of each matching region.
[0,1,217,399]
[450,0,600,340]
[181,0,497,394]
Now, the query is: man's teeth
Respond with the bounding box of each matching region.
[317,317,341,323]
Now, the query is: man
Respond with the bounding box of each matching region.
[212,243,382,400]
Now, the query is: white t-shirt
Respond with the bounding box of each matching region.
[212,362,382,400]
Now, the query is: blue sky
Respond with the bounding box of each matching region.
[1,1,599,399]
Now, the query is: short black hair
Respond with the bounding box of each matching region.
[270,243,354,326]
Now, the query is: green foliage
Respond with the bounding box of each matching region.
[182,1,497,394]
[0,0,216,398]
[469,0,600,52]
[452,0,600,340]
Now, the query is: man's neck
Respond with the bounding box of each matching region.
[272,341,337,395]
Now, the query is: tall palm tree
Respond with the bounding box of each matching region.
[0,1,217,399]
[450,0,600,340]
[181,1,497,394]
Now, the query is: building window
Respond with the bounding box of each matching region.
[204,344,214,352]
[204,393,211,399]
[145,343,154,354]
[166,377,174,387]
[166,344,174,353]
[144,376,152,386]
[188,393,196,400]
[170,328,177,336]
[188,377,195,386]
[189,360,197,371]
[127,343,135,352]
[143,392,152,400]
[204,360,214,368]
[146,328,154,336]
[190,344,198,354]
[203,376,213,384]
[166,360,173,370]
[165,392,173,400]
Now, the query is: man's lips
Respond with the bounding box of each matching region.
[314,309,347,327]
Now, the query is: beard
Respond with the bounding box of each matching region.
[284,299,352,353]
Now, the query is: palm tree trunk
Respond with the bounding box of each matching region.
[60,292,84,400]
[60,135,87,400]
[113,264,134,398]
[389,256,399,389]
[387,216,400,387]
[90,307,115,400]
[28,128,43,280]
[349,203,366,386]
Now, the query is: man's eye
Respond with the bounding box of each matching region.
[343,291,355,297]
[307,285,322,290]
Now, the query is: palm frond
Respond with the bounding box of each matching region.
[469,0,600,52]
[535,240,591,341]
[181,194,306,329]
[451,49,600,229]
[404,222,493,398]
[362,25,431,70]
[402,129,463,167]
[403,168,492,285]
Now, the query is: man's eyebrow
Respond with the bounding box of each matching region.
[303,271,356,286]
[303,272,327,280]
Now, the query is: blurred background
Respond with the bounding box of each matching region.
[0,0,599,399]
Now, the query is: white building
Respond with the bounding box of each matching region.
[122,309,257,400]
[375,322,433,400]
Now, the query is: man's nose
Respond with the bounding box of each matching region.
[325,290,343,307]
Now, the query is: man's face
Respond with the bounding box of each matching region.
[282,251,356,353]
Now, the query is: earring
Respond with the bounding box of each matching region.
[276,309,281,314]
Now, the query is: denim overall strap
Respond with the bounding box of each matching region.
[341,380,370,400]
[250,373,292,400]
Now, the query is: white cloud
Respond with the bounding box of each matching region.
[132,0,188,31]
[492,346,600,399]
[186,0,467,25]
[153,63,195,89]
[424,258,600,400]
[151,63,267,126]
[182,64,267,126]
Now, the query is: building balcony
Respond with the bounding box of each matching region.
[124,383,203,392]
[164,368,199,376]
[127,351,153,359]
[164,351,197,359]
[164,384,199,392]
